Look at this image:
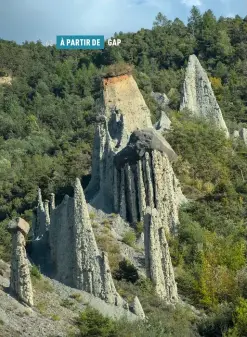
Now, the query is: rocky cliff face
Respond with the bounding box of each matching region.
[33,179,143,316]
[85,74,153,210]
[180,54,229,137]
[113,132,185,233]
[8,218,33,307]
[30,73,185,314]
[144,208,178,303]
[86,74,185,234]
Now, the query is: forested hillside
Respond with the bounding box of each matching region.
[1,7,247,336]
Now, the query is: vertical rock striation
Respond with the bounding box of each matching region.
[113,128,185,233]
[180,54,229,137]
[85,73,185,234]
[144,208,178,303]
[8,218,33,307]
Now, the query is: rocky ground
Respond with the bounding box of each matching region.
[0,249,138,337]
[0,210,142,337]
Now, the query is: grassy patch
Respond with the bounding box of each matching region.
[122,230,136,247]
[60,298,75,309]
[51,314,60,321]
[70,293,83,302]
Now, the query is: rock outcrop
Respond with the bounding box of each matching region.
[180,54,229,137]
[8,218,33,307]
[85,74,185,233]
[132,296,145,319]
[232,128,247,145]
[33,178,144,316]
[155,111,171,132]
[144,208,178,303]
[113,142,185,233]
[233,130,240,139]
[240,128,247,145]
[152,92,171,132]
[85,74,153,210]
[151,92,170,111]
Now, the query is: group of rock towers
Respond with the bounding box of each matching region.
[8,54,230,318]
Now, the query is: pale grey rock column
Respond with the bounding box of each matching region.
[143,152,155,208]
[132,296,145,319]
[36,188,46,238]
[137,160,146,221]
[44,200,50,230]
[155,111,171,132]
[240,128,247,145]
[125,164,138,224]
[144,207,178,303]
[180,54,229,137]
[119,167,127,220]
[50,193,55,211]
[8,218,34,307]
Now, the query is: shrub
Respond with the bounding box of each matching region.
[60,298,75,309]
[122,230,136,247]
[51,314,60,321]
[30,265,41,279]
[198,303,234,337]
[89,212,96,220]
[102,62,134,78]
[70,293,82,302]
[135,221,144,235]
[75,307,117,337]
[113,259,139,283]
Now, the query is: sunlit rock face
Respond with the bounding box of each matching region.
[85,74,185,233]
[180,54,229,137]
[144,207,178,303]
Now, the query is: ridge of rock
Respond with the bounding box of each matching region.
[180,54,229,137]
[151,92,170,111]
[144,208,178,303]
[31,179,144,317]
[85,74,184,223]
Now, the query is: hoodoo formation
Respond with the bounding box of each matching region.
[8,218,34,307]
[29,72,186,314]
[31,179,143,315]
[180,54,229,137]
[86,73,185,233]
[144,208,178,303]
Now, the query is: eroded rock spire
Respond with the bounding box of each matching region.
[180,54,229,137]
[33,178,143,316]
[144,207,178,303]
[8,218,34,307]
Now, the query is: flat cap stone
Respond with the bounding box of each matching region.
[114,128,177,169]
[8,217,30,235]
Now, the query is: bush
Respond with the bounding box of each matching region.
[113,259,139,283]
[51,314,60,321]
[122,230,136,247]
[75,307,116,337]
[60,298,74,309]
[135,221,144,235]
[30,265,41,279]
[102,62,134,78]
[198,303,234,337]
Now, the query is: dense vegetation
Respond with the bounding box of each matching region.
[0,6,247,336]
